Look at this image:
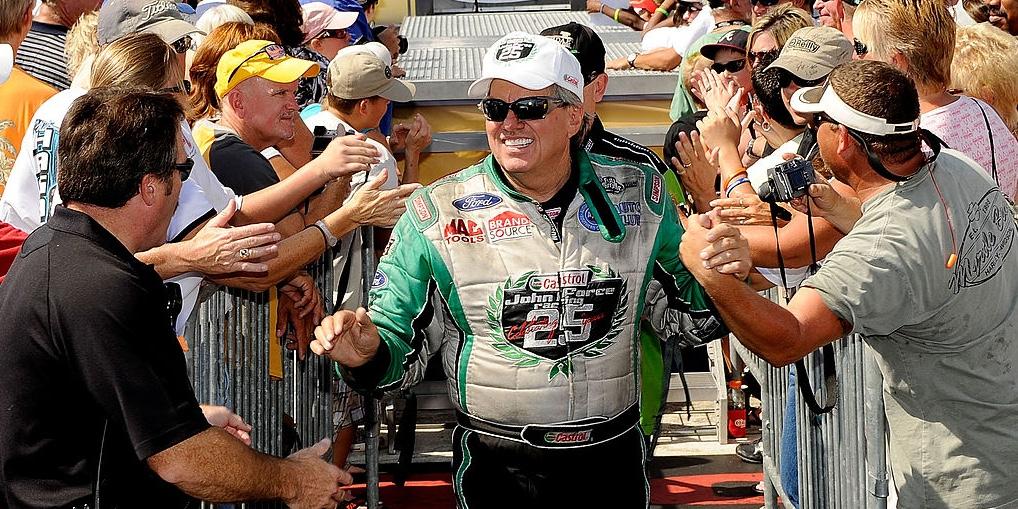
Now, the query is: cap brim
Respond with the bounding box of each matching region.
[0,44,12,86]
[789,85,826,114]
[765,55,830,81]
[143,18,204,44]
[701,43,744,60]
[378,79,416,102]
[326,10,358,30]
[467,74,557,99]
[263,58,321,84]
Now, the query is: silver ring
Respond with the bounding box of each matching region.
[705,85,712,92]
[239,248,250,259]
[739,218,746,225]
[681,162,692,168]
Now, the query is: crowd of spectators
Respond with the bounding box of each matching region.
[0,0,1016,506]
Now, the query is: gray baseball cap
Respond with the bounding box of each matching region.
[766,27,853,81]
[98,0,203,46]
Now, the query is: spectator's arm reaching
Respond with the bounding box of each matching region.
[607,48,681,71]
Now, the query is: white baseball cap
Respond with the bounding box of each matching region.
[467,32,584,101]
[0,44,13,86]
[335,41,391,66]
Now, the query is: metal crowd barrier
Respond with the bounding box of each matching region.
[183,253,338,505]
[736,289,890,508]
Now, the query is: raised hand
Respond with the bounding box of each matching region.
[315,134,381,180]
[185,199,280,274]
[346,171,421,227]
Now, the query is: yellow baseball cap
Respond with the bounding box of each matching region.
[215,40,320,98]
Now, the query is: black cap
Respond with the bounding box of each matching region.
[700,29,750,60]
[540,22,606,84]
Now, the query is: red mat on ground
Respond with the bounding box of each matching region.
[347,472,765,508]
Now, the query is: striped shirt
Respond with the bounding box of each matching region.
[14,22,70,91]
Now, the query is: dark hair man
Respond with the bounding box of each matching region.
[0,88,350,508]
[310,32,752,507]
[680,60,1018,507]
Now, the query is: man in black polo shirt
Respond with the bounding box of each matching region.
[0,88,350,509]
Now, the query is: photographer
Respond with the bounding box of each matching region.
[680,60,1018,507]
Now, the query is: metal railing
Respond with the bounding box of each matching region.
[736,290,889,508]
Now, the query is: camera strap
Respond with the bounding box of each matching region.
[770,203,838,415]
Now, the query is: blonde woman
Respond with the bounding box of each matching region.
[952,22,1018,139]
[64,11,99,89]
[854,0,1018,198]
[745,5,812,69]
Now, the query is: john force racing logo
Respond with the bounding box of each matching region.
[486,266,629,380]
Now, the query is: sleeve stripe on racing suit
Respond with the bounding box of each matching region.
[653,260,730,341]
[378,278,438,393]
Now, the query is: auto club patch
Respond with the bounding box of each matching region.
[485,265,629,380]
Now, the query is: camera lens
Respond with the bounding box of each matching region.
[398,35,408,54]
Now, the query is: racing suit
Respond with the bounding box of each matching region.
[344,150,726,508]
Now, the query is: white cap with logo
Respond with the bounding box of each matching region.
[467,31,584,101]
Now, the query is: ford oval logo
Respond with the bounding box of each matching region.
[452,193,503,211]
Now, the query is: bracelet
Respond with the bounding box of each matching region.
[313,220,339,248]
[720,171,748,195]
[598,2,606,14]
[725,177,751,198]
[655,6,669,15]
[745,140,762,160]
[613,7,621,21]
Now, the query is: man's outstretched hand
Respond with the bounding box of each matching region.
[310,307,381,368]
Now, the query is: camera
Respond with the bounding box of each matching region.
[757,158,816,203]
[310,125,353,159]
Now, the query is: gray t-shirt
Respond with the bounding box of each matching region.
[804,149,1018,509]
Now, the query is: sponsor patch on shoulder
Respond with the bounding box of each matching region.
[382,233,398,258]
[452,192,503,211]
[577,204,599,232]
[650,174,663,204]
[371,269,388,289]
[488,210,535,242]
[443,218,485,243]
[600,176,625,194]
[411,195,433,222]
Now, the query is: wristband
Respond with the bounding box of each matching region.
[314,220,339,248]
[721,171,748,195]
[655,6,669,15]
[725,177,751,198]
[613,8,621,21]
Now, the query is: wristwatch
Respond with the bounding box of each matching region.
[627,52,639,69]
[314,219,339,248]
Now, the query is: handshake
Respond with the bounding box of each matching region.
[680,210,753,283]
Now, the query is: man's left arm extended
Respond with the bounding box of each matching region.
[678,212,849,366]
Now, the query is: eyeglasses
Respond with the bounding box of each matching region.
[161,80,192,95]
[808,111,840,131]
[170,35,193,54]
[853,38,868,57]
[778,70,826,88]
[711,58,747,74]
[226,44,287,84]
[316,28,349,41]
[175,157,194,181]
[748,49,779,66]
[478,96,566,122]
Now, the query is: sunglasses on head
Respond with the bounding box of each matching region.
[479,96,566,122]
[711,58,747,74]
[170,35,192,54]
[778,70,826,88]
[227,44,287,83]
[853,38,868,57]
[161,80,192,95]
[175,157,194,181]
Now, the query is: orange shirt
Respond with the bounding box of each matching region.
[0,67,57,194]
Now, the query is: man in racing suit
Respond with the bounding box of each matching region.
[311,32,752,508]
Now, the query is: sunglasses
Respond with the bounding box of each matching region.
[853,38,868,57]
[711,58,747,74]
[751,0,780,6]
[227,44,287,83]
[778,70,826,88]
[748,49,779,65]
[317,28,349,41]
[175,157,194,181]
[161,80,192,95]
[170,35,192,54]
[478,96,566,122]
[808,111,839,130]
